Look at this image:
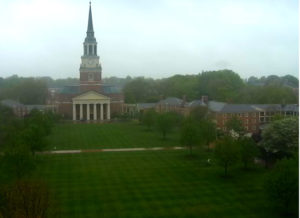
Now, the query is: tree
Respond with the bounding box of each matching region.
[189,106,211,121]
[180,119,200,155]
[0,180,52,218]
[156,112,176,140]
[265,158,298,216]
[198,120,216,151]
[259,117,298,163]
[198,70,245,102]
[239,137,258,169]
[22,123,48,155]
[141,109,157,130]
[0,142,36,180]
[214,136,239,177]
[225,116,245,137]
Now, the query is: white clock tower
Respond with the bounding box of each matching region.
[80,2,102,92]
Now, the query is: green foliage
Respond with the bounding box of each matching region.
[0,77,48,104]
[157,74,198,100]
[123,77,159,103]
[198,120,216,149]
[247,74,298,88]
[198,70,245,102]
[189,106,211,121]
[238,137,259,169]
[0,105,16,148]
[180,118,200,155]
[0,142,35,180]
[260,117,298,160]
[214,136,240,177]
[156,112,177,140]
[235,85,297,104]
[225,116,245,137]
[141,109,157,130]
[265,158,298,216]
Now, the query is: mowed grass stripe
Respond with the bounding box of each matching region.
[34,150,277,218]
[47,122,181,150]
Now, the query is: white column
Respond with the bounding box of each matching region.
[73,104,76,121]
[87,104,90,121]
[80,104,83,120]
[100,104,103,120]
[93,103,97,121]
[107,103,111,120]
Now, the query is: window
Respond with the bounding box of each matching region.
[84,45,87,55]
[260,117,264,122]
[89,45,93,55]
[260,112,265,116]
[94,46,97,55]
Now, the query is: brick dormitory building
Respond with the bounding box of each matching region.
[134,96,299,134]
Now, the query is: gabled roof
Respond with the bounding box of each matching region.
[73,90,110,101]
[157,97,183,106]
[207,101,226,112]
[137,103,156,110]
[188,100,206,107]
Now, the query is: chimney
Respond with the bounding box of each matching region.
[201,95,208,104]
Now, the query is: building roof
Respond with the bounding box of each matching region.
[157,97,183,106]
[207,101,226,112]
[208,101,299,113]
[137,103,156,110]
[188,100,206,107]
[1,99,24,108]
[59,84,121,95]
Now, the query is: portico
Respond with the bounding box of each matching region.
[72,91,110,121]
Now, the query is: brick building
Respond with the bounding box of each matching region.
[135,97,298,133]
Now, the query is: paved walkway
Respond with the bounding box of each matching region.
[40,146,186,155]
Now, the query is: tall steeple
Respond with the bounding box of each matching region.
[85,1,96,43]
[80,1,102,92]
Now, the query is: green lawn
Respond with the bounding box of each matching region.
[47,122,181,150]
[38,122,279,217]
[34,150,277,218]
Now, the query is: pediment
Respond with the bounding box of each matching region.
[73,91,110,101]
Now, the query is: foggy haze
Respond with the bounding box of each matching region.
[0,0,298,79]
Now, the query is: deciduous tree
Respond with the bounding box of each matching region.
[214,136,239,177]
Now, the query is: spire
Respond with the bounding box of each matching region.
[87,1,94,34]
[85,1,96,43]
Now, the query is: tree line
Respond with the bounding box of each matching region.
[123,70,298,104]
[0,70,298,105]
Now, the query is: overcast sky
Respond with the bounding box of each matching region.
[0,0,298,79]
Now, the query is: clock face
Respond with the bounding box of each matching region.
[88,60,94,65]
